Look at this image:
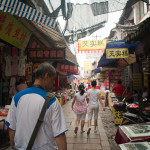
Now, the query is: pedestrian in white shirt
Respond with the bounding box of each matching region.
[87,80,105,135]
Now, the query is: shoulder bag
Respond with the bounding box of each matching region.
[11,91,55,150]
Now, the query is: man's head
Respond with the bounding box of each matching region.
[91,80,97,87]
[34,62,56,91]
[118,80,122,84]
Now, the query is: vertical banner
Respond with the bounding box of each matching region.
[105,71,110,90]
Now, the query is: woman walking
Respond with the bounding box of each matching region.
[87,80,105,135]
[72,84,87,134]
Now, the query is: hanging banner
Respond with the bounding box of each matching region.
[0,11,31,50]
[86,53,102,59]
[78,40,107,53]
[105,71,110,90]
[106,48,129,59]
[57,63,78,74]
[84,60,92,72]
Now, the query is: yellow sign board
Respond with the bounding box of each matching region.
[78,40,107,51]
[84,60,92,71]
[106,48,129,59]
[0,11,31,50]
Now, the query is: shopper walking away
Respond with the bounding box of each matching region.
[87,80,105,135]
[5,62,68,150]
[72,84,87,134]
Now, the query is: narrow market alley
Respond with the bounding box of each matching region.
[63,100,120,150]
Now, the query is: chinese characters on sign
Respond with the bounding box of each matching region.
[106,48,129,59]
[78,40,107,53]
[28,49,65,60]
[0,11,31,50]
[110,72,121,81]
[57,63,78,73]
[105,71,110,90]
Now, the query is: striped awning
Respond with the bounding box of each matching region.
[0,0,57,28]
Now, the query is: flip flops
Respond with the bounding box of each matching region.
[87,128,91,135]
[74,127,78,134]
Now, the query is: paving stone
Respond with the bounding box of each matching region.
[74,144,102,150]
[100,136,108,141]
[62,100,119,150]
[100,133,108,141]
[87,138,101,144]
[67,137,87,144]
[101,140,110,147]
[99,129,106,133]
[87,133,100,138]
[67,144,74,150]
[102,146,111,150]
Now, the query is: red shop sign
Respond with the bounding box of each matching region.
[28,48,65,60]
[57,63,78,73]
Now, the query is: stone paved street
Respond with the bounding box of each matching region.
[1,99,120,150]
[63,100,120,150]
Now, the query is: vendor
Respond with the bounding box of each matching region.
[112,80,125,101]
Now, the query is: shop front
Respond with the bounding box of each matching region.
[0,10,31,107]
[0,9,78,108]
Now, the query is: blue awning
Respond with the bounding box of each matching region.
[94,67,101,74]
[105,40,140,54]
[98,40,140,68]
[98,54,118,67]
[0,0,57,28]
[68,75,76,79]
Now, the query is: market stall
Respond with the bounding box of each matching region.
[115,122,150,144]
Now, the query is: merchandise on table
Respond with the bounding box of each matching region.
[119,142,150,150]
[0,107,8,116]
[121,123,150,138]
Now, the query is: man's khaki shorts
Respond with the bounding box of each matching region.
[88,105,99,120]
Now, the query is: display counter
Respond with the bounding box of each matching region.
[115,123,150,144]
